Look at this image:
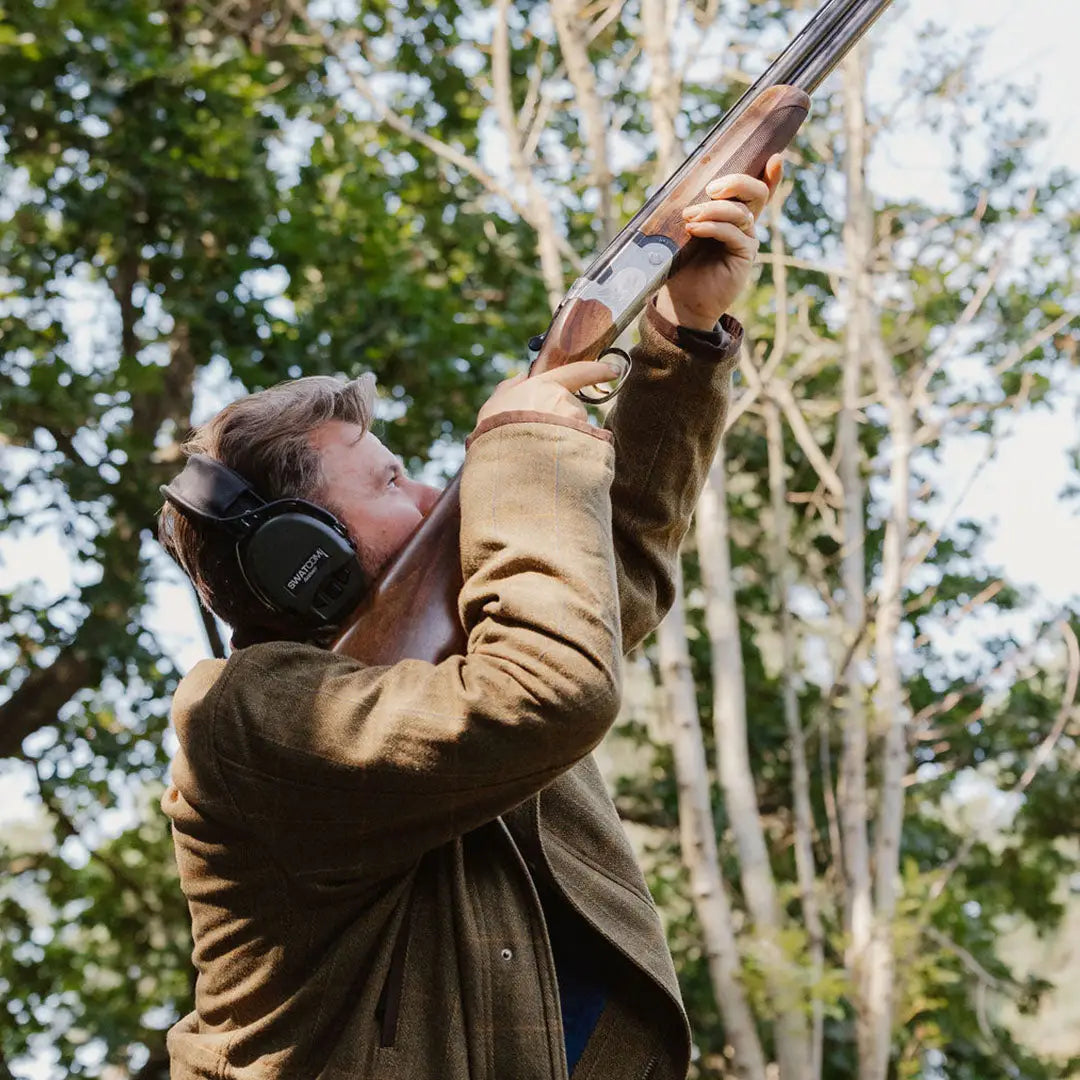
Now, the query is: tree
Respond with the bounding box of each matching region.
[2,2,1078,1077]
[1,1,542,1071]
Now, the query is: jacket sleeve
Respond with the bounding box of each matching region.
[605,299,743,652]
[169,419,622,875]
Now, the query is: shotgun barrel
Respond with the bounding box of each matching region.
[333,0,895,665]
[580,0,893,287]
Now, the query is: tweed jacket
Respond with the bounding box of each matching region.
[163,302,742,1080]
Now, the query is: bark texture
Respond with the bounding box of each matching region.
[839,42,876,1078]
[657,563,768,1080]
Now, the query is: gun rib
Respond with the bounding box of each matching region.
[576,0,894,287]
[791,0,895,92]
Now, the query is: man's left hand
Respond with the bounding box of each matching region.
[655,154,785,332]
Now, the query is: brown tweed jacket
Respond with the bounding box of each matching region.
[163,302,742,1079]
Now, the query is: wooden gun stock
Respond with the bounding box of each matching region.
[333,472,466,664]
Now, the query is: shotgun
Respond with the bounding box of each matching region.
[333,0,894,666]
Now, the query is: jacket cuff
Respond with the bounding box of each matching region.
[465,410,614,449]
[644,297,743,363]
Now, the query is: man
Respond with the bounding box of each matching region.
[159,158,784,1079]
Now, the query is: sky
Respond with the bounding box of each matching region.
[874,0,1080,607]
[1,0,1079,820]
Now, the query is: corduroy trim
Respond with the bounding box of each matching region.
[644,296,743,363]
[465,411,614,449]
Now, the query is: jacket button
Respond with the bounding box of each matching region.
[500,948,513,961]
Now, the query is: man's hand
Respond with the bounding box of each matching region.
[655,154,785,332]
[476,359,625,427]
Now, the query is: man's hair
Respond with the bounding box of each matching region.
[159,374,377,645]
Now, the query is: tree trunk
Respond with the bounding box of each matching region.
[640,0,680,187]
[697,452,810,1079]
[657,563,768,1080]
[867,334,914,1080]
[638,14,802,1075]
[551,0,615,243]
[839,42,876,1080]
[766,397,825,1080]
[0,646,103,759]
[641,5,812,1073]
[492,0,567,307]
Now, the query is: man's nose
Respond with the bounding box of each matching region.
[406,478,442,517]
[418,482,441,517]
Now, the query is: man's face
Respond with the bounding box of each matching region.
[310,421,441,577]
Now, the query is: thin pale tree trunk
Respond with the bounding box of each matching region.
[765,397,825,1080]
[492,0,566,307]
[839,42,876,1079]
[657,563,768,1080]
[640,0,680,185]
[641,6,809,1072]
[763,208,825,1080]
[551,0,616,243]
[697,449,811,1080]
[641,13,804,1075]
[841,41,918,1078]
[867,336,913,1077]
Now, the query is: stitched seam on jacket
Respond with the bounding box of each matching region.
[466,411,614,449]
[205,657,249,822]
[543,831,654,908]
[614,312,704,532]
[497,817,565,1080]
[633,312,734,503]
[621,331,691,560]
[470,873,496,1080]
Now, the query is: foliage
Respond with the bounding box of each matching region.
[1,1,1078,1078]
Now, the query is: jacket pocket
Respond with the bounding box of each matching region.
[375,899,413,1048]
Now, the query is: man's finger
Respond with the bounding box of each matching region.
[534,359,626,394]
[684,219,760,260]
[705,173,771,216]
[763,154,785,202]
[683,199,757,235]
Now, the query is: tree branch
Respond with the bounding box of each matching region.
[1017,619,1080,789]
[0,646,102,760]
[31,757,164,914]
[491,0,571,307]
[911,189,1035,404]
[770,378,845,500]
[551,0,616,242]
[921,619,1079,915]
[992,309,1078,377]
[289,0,581,278]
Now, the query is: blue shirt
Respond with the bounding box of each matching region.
[541,888,608,1074]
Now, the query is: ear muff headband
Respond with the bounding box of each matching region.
[161,454,368,625]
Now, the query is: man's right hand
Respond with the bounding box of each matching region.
[476,359,626,426]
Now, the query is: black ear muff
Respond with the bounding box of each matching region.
[161,454,369,626]
[239,505,367,624]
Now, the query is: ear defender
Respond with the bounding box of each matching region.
[160,454,368,625]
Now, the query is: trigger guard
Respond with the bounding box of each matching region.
[575,348,633,405]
